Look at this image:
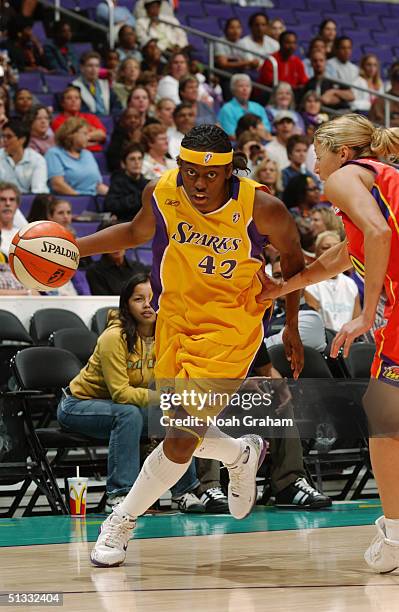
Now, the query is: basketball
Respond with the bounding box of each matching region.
[9,221,80,291]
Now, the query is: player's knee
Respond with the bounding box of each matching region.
[164,431,198,463]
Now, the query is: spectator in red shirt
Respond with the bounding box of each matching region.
[258,31,308,92]
[52,86,106,152]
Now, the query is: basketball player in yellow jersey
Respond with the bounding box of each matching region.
[77,125,305,567]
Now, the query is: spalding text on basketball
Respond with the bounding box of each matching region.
[41,241,79,263]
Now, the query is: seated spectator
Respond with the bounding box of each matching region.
[258,31,308,93]
[52,86,107,153]
[215,18,259,100]
[6,15,46,72]
[266,82,305,134]
[86,243,145,296]
[104,144,149,222]
[45,117,108,196]
[12,88,36,121]
[115,25,142,63]
[236,131,267,174]
[282,135,320,190]
[327,36,359,83]
[283,174,321,220]
[27,105,55,155]
[300,91,329,138]
[136,0,188,54]
[113,58,141,108]
[352,54,384,112]
[72,51,122,116]
[137,71,158,116]
[0,182,27,255]
[0,261,38,295]
[96,0,136,29]
[134,0,173,19]
[0,51,17,91]
[101,48,120,86]
[27,193,55,222]
[236,112,271,143]
[127,85,158,127]
[310,206,345,241]
[218,74,271,140]
[252,158,283,198]
[157,52,190,105]
[156,97,176,129]
[0,120,48,193]
[0,87,10,130]
[318,18,337,59]
[47,197,74,234]
[369,61,399,127]
[167,103,196,159]
[304,231,361,332]
[240,12,279,65]
[141,38,166,76]
[303,37,327,78]
[268,18,285,43]
[303,51,354,111]
[43,20,79,75]
[265,111,295,171]
[265,257,327,352]
[179,76,217,126]
[106,108,143,172]
[141,124,176,180]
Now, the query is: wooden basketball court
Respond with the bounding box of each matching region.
[1,503,399,612]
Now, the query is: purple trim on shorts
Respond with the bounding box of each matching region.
[247,219,268,259]
[150,195,169,312]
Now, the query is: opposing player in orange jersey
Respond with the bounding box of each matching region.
[77,124,305,567]
[259,113,399,573]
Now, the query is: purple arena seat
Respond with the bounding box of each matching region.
[67,196,97,214]
[203,3,235,20]
[71,222,99,238]
[380,17,399,31]
[135,249,153,267]
[20,194,37,217]
[93,152,108,173]
[44,74,73,93]
[294,11,323,25]
[187,17,222,37]
[352,14,383,31]
[99,115,114,133]
[307,0,335,11]
[32,21,46,42]
[72,43,93,58]
[102,174,111,186]
[77,0,98,8]
[36,93,54,107]
[177,2,206,19]
[334,0,364,14]
[267,9,299,26]
[18,72,44,93]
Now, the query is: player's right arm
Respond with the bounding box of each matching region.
[77,181,157,258]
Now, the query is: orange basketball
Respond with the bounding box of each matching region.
[9,221,80,291]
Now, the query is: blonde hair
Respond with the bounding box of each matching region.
[252,157,283,194]
[55,117,88,150]
[312,206,346,240]
[314,113,399,161]
[359,54,382,90]
[315,230,341,256]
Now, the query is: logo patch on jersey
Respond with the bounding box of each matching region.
[165,199,180,207]
[171,221,241,254]
[204,152,213,164]
[333,207,340,215]
[232,213,240,223]
[382,366,399,382]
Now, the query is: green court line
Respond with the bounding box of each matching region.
[0,502,382,548]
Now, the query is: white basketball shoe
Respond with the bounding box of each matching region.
[364,516,399,573]
[226,434,267,520]
[90,504,136,568]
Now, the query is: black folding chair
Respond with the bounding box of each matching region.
[345,343,376,379]
[0,310,33,390]
[12,347,108,514]
[49,328,98,366]
[91,306,117,335]
[29,308,86,345]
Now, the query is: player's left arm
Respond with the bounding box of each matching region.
[253,190,305,378]
[324,164,392,357]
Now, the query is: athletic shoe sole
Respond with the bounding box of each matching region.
[274,499,332,509]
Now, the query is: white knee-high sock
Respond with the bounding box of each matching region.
[119,442,191,518]
[193,425,243,466]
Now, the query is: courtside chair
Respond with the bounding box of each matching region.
[49,328,98,366]
[0,310,33,390]
[29,308,87,345]
[12,347,108,514]
[91,306,117,335]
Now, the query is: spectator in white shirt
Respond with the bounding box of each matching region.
[136,0,188,54]
[265,111,295,171]
[157,52,189,105]
[167,103,196,159]
[0,182,27,256]
[0,120,48,193]
[240,12,279,68]
[304,231,361,332]
[141,123,176,180]
[327,36,359,84]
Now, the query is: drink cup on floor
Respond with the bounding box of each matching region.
[68,477,88,517]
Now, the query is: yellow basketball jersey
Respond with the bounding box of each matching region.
[151,169,272,346]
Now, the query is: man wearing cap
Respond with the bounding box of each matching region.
[79,123,305,568]
[218,73,271,140]
[265,111,295,171]
[136,0,188,53]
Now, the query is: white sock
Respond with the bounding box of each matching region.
[119,442,191,518]
[193,425,243,466]
[385,517,399,541]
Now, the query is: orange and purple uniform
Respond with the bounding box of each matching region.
[338,158,399,384]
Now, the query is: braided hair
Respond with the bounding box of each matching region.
[180,124,248,172]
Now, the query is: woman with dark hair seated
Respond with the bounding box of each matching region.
[57,273,204,513]
[282,174,321,221]
[106,107,144,171]
[26,105,55,155]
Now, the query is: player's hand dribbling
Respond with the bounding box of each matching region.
[282,325,304,380]
[330,313,373,359]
